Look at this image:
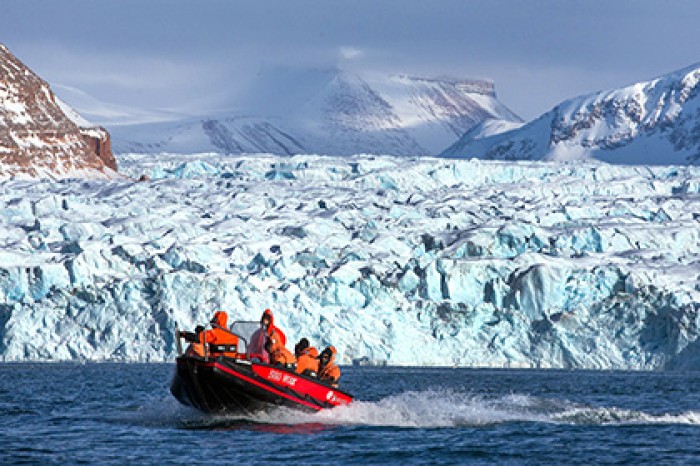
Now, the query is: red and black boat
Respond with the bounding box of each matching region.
[170,321,353,414]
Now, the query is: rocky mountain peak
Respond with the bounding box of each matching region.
[442,63,700,165]
[0,44,117,179]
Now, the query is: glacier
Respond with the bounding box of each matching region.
[0,153,698,369]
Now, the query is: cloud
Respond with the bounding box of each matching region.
[52,84,185,126]
[339,47,364,61]
[16,43,246,119]
[5,0,700,123]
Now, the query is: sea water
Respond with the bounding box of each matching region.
[0,364,698,464]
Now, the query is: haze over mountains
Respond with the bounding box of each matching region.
[106,62,700,166]
[109,68,522,157]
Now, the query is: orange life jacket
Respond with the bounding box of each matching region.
[203,311,239,358]
[295,347,320,375]
[270,345,297,366]
[267,327,296,366]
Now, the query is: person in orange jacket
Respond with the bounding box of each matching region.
[262,309,296,366]
[318,346,340,387]
[294,338,319,376]
[249,309,295,366]
[183,311,239,358]
[203,311,239,356]
[183,325,205,357]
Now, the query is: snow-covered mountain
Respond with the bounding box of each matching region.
[1,153,698,369]
[442,63,700,165]
[0,44,117,179]
[110,69,521,156]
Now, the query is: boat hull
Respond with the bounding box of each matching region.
[170,355,352,414]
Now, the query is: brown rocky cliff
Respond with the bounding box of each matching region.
[80,126,116,171]
[0,43,117,178]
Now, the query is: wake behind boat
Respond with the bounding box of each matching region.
[170,317,353,414]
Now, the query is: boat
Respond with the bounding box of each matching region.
[170,320,353,413]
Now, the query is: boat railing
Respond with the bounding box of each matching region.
[175,322,183,356]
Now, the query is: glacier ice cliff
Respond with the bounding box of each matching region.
[0,153,698,369]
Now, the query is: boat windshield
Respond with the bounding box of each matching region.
[230,321,263,355]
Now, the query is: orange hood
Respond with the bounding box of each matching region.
[262,308,274,335]
[211,310,228,328]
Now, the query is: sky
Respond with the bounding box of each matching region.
[3,0,700,126]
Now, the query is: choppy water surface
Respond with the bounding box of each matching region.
[1,365,698,464]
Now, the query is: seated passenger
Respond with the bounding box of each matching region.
[318,346,341,387]
[266,338,297,367]
[294,338,319,376]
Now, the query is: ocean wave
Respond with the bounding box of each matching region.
[125,389,700,430]
[551,406,700,426]
[251,390,700,429]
